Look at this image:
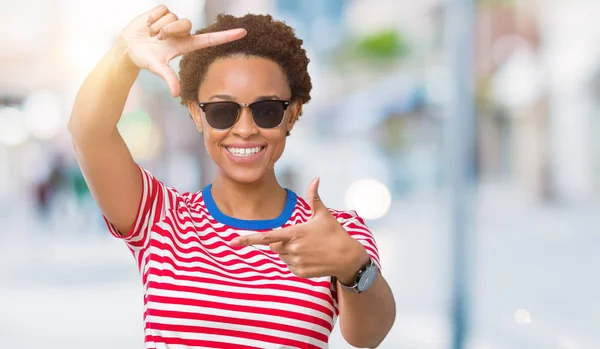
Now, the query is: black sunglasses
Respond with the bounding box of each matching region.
[198,100,291,130]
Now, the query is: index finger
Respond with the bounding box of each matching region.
[230,227,293,247]
[177,28,247,54]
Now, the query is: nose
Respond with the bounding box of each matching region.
[231,106,258,139]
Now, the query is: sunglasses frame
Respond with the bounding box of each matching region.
[198,100,291,130]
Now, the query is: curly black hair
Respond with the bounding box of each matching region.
[179,14,312,109]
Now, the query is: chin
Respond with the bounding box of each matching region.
[223,167,267,185]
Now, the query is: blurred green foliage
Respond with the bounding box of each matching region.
[332,28,409,69]
[355,29,408,60]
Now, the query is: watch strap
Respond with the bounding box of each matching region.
[338,257,375,294]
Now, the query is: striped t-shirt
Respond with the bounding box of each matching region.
[105,165,381,349]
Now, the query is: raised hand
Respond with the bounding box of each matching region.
[230,178,370,283]
[118,5,247,97]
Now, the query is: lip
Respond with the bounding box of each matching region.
[223,144,266,164]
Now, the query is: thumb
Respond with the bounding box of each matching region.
[150,63,180,97]
[306,177,326,217]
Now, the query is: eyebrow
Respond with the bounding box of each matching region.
[208,94,234,101]
[255,95,281,102]
[207,94,283,102]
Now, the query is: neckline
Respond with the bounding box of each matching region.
[201,184,297,230]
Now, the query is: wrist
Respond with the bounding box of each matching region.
[335,240,370,285]
[112,37,140,74]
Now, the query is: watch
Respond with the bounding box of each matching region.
[338,257,379,294]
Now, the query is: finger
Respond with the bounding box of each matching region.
[230,227,294,247]
[159,18,192,39]
[278,254,294,267]
[176,28,247,54]
[147,5,170,27]
[269,241,286,254]
[306,177,327,217]
[289,266,317,279]
[149,63,180,97]
[149,12,178,38]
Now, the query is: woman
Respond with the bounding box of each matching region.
[68,5,395,348]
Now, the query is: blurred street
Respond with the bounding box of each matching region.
[2,0,600,348]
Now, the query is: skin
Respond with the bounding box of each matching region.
[187,56,299,221]
[68,5,246,236]
[68,4,395,348]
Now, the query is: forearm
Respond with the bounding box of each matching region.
[68,41,140,144]
[337,271,396,348]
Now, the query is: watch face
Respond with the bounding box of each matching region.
[357,265,378,292]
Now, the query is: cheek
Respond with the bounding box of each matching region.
[267,130,288,160]
[203,130,225,153]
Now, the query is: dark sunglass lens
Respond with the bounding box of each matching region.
[251,101,285,128]
[204,102,239,129]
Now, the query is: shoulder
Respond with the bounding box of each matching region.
[172,188,206,210]
[139,166,202,209]
[294,194,365,224]
[327,208,363,222]
[329,209,371,234]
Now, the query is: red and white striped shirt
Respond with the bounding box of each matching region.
[105,165,381,349]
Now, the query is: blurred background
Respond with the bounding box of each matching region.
[1,0,599,348]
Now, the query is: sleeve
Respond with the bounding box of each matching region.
[103,165,169,253]
[334,210,382,270]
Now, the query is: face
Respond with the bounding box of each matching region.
[188,55,301,185]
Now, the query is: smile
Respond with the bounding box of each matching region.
[226,146,264,157]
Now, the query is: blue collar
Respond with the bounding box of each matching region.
[201,184,297,230]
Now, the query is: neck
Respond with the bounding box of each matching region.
[210,169,288,220]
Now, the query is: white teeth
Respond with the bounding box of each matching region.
[226,146,262,157]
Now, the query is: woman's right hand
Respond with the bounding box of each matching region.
[118,5,246,97]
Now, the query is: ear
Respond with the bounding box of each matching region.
[187,101,204,133]
[286,101,303,135]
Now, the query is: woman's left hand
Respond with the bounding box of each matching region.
[230,178,369,283]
